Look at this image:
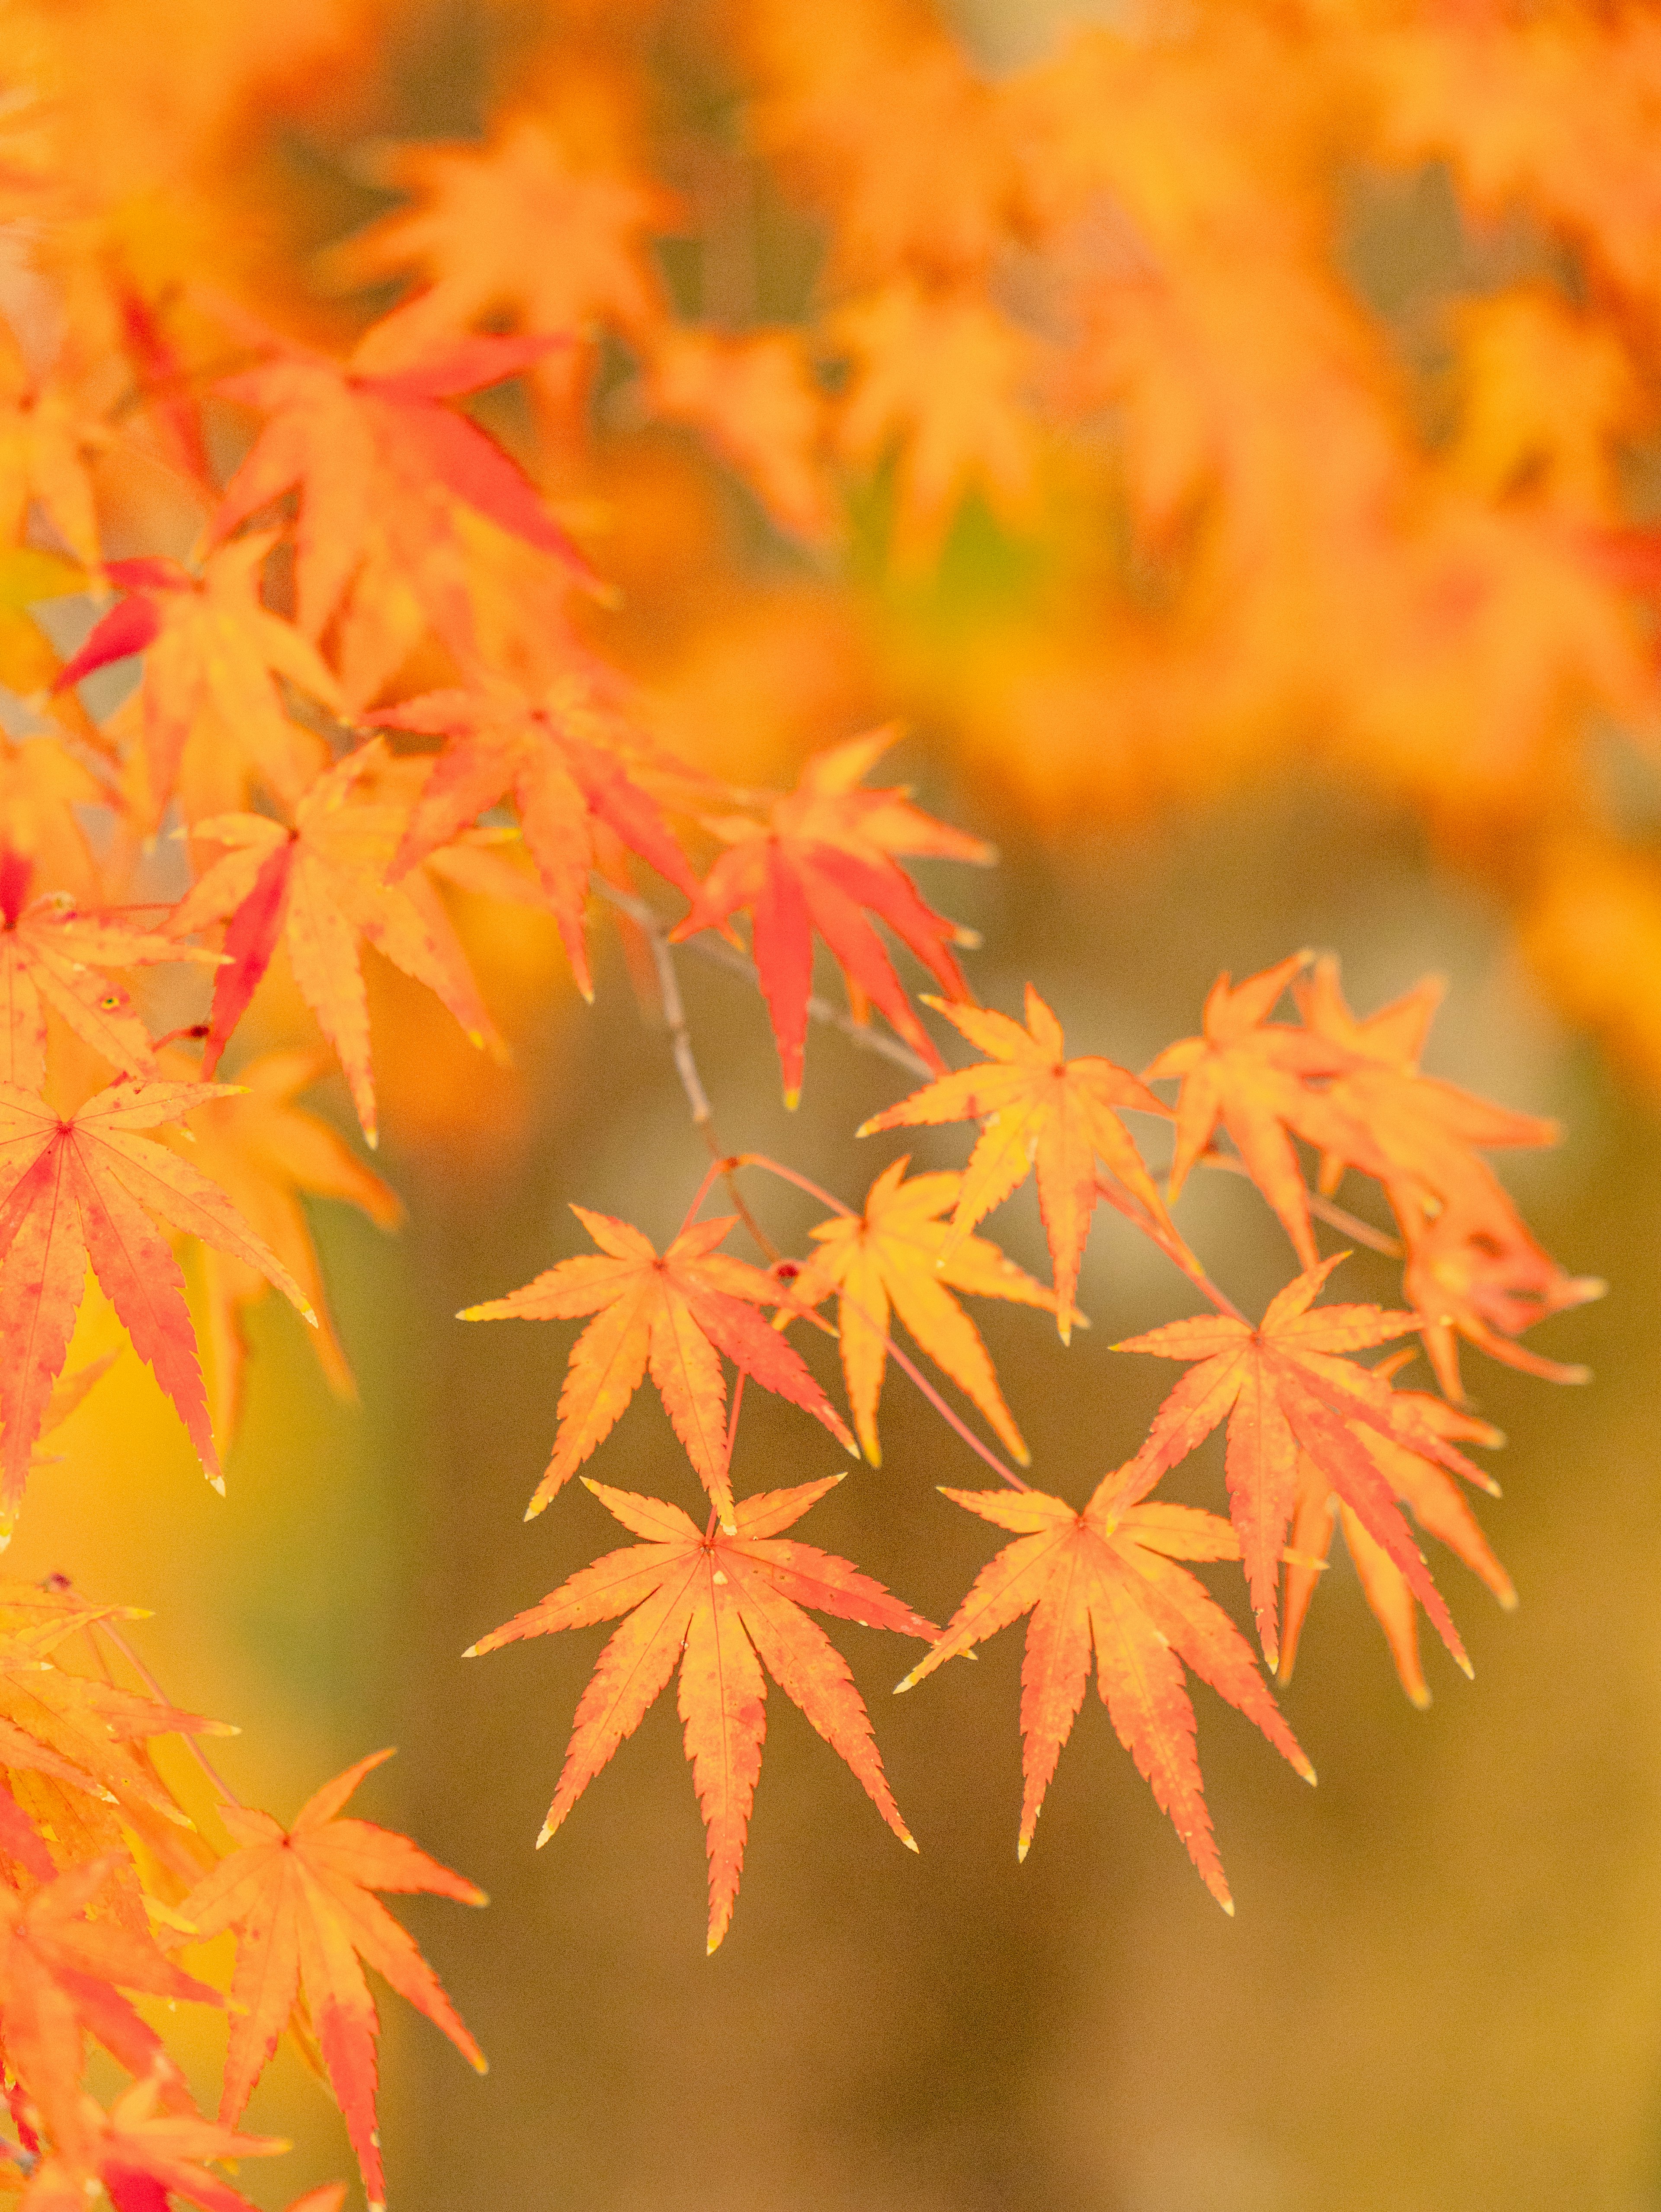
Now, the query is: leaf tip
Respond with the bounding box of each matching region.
[901,1831,919,1854]
[1017,1834,1031,1863]
[535,1821,554,1848]
[1498,1584,1520,1613]
[208,1472,226,1497]
[783,1085,801,1111]
[1456,1652,1475,1680]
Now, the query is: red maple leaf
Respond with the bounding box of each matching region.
[0,1079,315,1518]
[671,728,992,1105]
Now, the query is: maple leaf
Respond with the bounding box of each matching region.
[467,1474,936,1951]
[833,280,1038,554]
[671,728,992,1106]
[211,322,590,655]
[647,327,834,542]
[1142,951,1362,1270]
[1292,956,1603,1395]
[0,1855,218,2159]
[0,549,84,701]
[783,1157,1065,1465]
[152,1050,404,1444]
[1279,1353,1513,1706]
[52,541,337,827]
[1116,1255,1483,1671]
[0,850,216,1092]
[0,1078,316,1519]
[895,1463,1312,1908]
[0,728,107,910]
[320,119,676,366]
[858,983,1173,1341]
[368,673,701,999]
[0,333,103,573]
[0,1609,236,1892]
[1290,954,1560,1197]
[19,2071,286,2212]
[175,1749,486,2212]
[461,1205,856,1531]
[165,739,505,1147]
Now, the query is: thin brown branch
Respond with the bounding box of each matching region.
[591,874,934,1080]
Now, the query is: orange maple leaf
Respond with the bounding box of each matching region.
[1116,1255,1483,1671]
[20,2072,287,2212]
[647,327,834,542]
[321,118,675,364]
[1292,956,1603,1394]
[461,1205,856,1531]
[0,1594,236,1857]
[467,1474,936,1952]
[175,1749,486,2212]
[166,739,505,1147]
[672,727,991,1106]
[369,673,702,999]
[212,324,590,649]
[1279,1351,1515,1706]
[0,332,103,573]
[1142,951,1361,1271]
[784,1157,1065,1465]
[834,280,1039,554]
[895,1463,1313,1910]
[52,542,338,827]
[0,1854,218,2160]
[153,1049,404,1445]
[859,983,1172,1341]
[0,1078,316,1519]
[0,850,216,1092]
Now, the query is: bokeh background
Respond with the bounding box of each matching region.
[10,1,1661,2208]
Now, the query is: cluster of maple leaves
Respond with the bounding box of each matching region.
[0,0,1618,2205]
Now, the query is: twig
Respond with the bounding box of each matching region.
[1194,1147,1402,1255]
[592,874,934,1081]
[90,1615,241,1809]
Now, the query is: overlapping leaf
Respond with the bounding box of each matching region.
[1117,1255,1483,1671]
[19,2072,286,2212]
[166,739,504,1147]
[0,1079,315,1518]
[1292,957,1603,1394]
[1142,951,1360,1270]
[212,323,589,658]
[783,1157,1062,1464]
[461,1206,856,1530]
[1279,1352,1514,1706]
[369,673,701,998]
[467,1475,935,1951]
[895,1463,1312,1908]
[53,541,338,827]
[0,850,215,1092]
[0,1856,218,2158]
[860,983,1172,1339]
[671,728,991,1106]
[176,1749,486,2212]
[153,1050,404,1444]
